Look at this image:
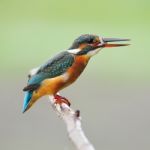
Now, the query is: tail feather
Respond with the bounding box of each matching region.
[22,91,33,113]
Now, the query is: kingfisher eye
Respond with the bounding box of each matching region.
[88,38,94,43]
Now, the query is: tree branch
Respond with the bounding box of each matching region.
[49,95,95,150]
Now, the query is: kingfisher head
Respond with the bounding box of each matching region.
[68,34,130,56]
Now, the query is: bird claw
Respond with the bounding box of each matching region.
[54,94,71,107]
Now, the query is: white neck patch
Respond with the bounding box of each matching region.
[67,49,80,54]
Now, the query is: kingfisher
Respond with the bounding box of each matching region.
[22,34,129,113]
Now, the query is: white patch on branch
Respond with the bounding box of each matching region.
[49,95,95,150]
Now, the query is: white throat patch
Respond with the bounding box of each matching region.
[87,48,102,57]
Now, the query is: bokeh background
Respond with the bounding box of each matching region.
[0,0,150,150]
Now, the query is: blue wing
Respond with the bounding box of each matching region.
[23,51,74,91]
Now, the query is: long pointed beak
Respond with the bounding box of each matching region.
[101,37,130,47]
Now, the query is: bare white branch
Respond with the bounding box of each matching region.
[49,95,95,150]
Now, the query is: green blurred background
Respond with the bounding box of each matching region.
[0,0,150,150]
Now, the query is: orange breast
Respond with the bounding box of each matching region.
[36,76,66,96]
[66,55,90,85]
[34,55,90,97]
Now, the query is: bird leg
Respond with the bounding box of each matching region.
[54,94,71,106]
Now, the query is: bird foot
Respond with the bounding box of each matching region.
[54,94,71,107]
